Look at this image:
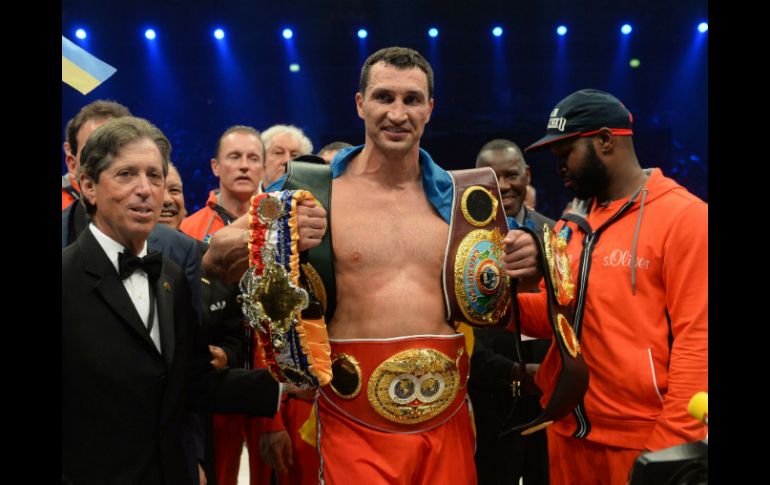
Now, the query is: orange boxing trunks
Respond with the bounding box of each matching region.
[316,334,477,484]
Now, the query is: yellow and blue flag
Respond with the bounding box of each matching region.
[62,36,117,95]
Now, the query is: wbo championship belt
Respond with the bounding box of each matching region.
[444,167,511,328]
[239,190,332,389]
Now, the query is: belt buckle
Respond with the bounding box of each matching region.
[367,348,460,424]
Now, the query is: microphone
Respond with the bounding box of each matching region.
[687,391,708,425]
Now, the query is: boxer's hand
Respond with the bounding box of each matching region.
[502,230,540,279]
[297,199,327,252]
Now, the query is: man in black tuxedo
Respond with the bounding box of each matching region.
[62,117,280,485]
[62,194,203,319]
[61,102,203,317]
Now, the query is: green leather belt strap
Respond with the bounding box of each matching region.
[283,161,337,321]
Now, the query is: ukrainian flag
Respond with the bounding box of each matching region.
[62,36,117,95]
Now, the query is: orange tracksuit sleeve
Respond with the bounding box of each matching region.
[644,201,708,450]
[512,280,554,340]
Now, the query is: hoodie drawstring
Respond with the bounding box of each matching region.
[630,188,648,295]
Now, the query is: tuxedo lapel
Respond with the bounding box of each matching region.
[147,229,161,252]
[79,227,160,353]
[155,266,176,366]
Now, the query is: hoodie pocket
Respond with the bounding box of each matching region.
[611,348,667,412]
[645,348,664,404]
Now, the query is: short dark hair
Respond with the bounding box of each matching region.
[317,141,353,156]
[215,125,263,160]
[67,100,132,156]
[359,47,434,99]
[476,139,527,169]
[79,117,171,214]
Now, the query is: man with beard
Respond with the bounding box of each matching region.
[517,89,708,484]
[470,139,553,485]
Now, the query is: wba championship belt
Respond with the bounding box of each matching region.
[444,168,511,328]
[502,224,590,436]
[239,191,332,389]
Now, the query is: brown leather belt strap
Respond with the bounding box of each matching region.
[501,225,589,436]
[444,167,511,328]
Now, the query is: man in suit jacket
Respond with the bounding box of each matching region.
[62,117,280,485]
[63,196,203,319]
[470,139,554,485]
[60,100,200,306]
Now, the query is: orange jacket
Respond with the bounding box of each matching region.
[62,175,80,210]
[179,190,230,242]
[516,168,707,451]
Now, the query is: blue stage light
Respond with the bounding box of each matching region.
[214,28,225,40]
[75,29,87,40]
[145,29,156,40]
[428,27,438,38]
[282,28,293,40]
[698,22,708,33]
[557,25,567,36]
[621,24,632,35]
[289,63,300,73]
[492,26,503,37]
[357,29,368,39]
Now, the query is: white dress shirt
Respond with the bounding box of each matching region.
[90,223,161,351]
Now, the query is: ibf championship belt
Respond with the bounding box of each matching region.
[319,334,469,433]
[239,190,332,388]
[444,168,511,327]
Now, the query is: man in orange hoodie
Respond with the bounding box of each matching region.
[518,89,708,484]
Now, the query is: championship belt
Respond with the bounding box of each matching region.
[318,334,469,433]
[443,167,511,328]
[502,224,589,436]
[239,191,332,388]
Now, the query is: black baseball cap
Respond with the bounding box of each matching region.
[525,89,634,152]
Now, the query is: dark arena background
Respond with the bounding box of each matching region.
[62,0,708,219]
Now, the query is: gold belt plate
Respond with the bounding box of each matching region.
[367,348,460,424]
[454,228,511,325]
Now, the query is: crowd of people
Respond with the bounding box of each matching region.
[62,46,708,485]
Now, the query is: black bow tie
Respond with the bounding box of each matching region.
[118,250,163,282]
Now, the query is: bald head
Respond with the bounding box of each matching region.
[475,140,531,217]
